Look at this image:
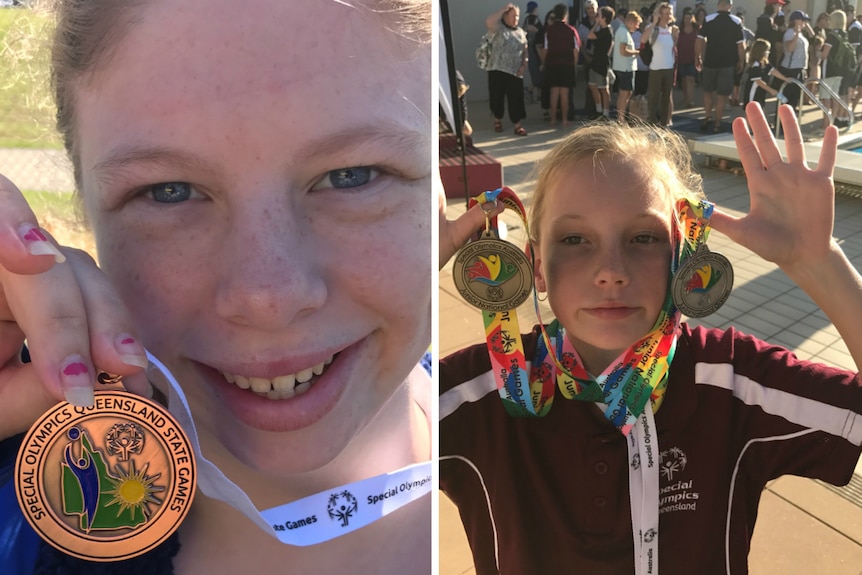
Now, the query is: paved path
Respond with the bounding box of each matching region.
[0,148,74,193]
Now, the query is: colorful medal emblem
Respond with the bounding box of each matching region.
[671,244,734,318]
[452,235,534,312]
[15,378,196,562]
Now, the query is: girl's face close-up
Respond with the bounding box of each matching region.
[533,159,673,374]
[75,0,431,477]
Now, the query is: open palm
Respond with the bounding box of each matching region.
[710,103,839,273]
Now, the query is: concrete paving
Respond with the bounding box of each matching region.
[439,88,862,574]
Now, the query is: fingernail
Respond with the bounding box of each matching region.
[60,354,93,406]
[18,223,66,263]
[115,334,149,369]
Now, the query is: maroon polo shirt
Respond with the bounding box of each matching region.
[440,324,862,574]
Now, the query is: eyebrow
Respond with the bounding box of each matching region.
[92,145,215,187]
[91,122,428,186]
[289,122,428,168]
[550,211,665,224]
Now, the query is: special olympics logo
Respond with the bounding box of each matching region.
[659,447,687,481]
[327,490,359,527]
[643,528,657,543]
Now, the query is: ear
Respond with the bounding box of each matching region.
[530,241,548,293]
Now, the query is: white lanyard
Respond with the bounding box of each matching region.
[626,402,660,575]
[146,351,432,546]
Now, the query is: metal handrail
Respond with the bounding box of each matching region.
[775,77,854,137]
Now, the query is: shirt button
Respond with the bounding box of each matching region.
[594,461,609,475]
[593,496,607,508]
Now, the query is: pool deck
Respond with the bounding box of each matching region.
[439,88,862,574]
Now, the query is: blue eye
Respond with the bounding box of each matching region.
[314,167,377,190]
[561,235,586,245]
[632,234,657,244]
[147,182,193,203]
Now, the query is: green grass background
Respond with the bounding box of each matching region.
[0,6,61,149]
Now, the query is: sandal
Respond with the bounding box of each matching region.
[494,120,503,132]
[514,126,527,136]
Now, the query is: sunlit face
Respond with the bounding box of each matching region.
[659,6,671,23]
[75,0,431,474]
[586,5,597,19]
[532,158,672,374]
[627,18,640,32]
[504,7,520,27]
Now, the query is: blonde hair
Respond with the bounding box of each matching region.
[830,9,847,30]
[528,122,705,243]
[626,11,643,25]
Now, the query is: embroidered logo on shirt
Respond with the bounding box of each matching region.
[659,447,687,480]
[658,447,700,514]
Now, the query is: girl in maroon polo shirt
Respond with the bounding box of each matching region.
[439,104,862,574]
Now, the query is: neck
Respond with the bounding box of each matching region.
[564,333,625,376]
[196,372,428,510]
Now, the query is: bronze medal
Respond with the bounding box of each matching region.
[672,245,734,318]
[15,380,196,562]
[452,236,533,312]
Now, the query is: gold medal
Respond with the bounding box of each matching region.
[14,375,196,562]
[672,245,734,318]
[452,235,534,312]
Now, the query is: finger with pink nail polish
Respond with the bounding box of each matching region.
[114,334,148,369]
[60,354,93,406]
[18,223,66,264]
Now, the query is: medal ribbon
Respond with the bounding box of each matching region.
[147,353,432,546]
[471,188,556,417]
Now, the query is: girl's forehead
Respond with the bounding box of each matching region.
[546,157,674,210]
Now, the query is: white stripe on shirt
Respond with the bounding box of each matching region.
[695,362,862,445]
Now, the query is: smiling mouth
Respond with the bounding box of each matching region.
[220,354,335,400]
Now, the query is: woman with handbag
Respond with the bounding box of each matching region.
[484,3,530,136]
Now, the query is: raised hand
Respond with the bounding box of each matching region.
[0,175,150,441]
[438,182,504,270]
[710,102,839,274]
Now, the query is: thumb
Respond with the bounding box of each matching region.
[440,203,505,269]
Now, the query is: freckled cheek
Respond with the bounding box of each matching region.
[541,246,583,287]
[95,223,210,344]
[336,204,431,321]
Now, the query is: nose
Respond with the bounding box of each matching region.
[214,197,327,330]
[594,244,630,287]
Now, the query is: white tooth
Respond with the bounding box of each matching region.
[295,381,312,395]
[272,373,296,393]
[296,368,313,383]
[223,372,236,384]
[234,375,250,389]
[266,388,295,400]
[249,377,273,393]
[312,361,325,376]
[324,355,333,365]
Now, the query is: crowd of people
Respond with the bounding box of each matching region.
[478,0,862,132]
